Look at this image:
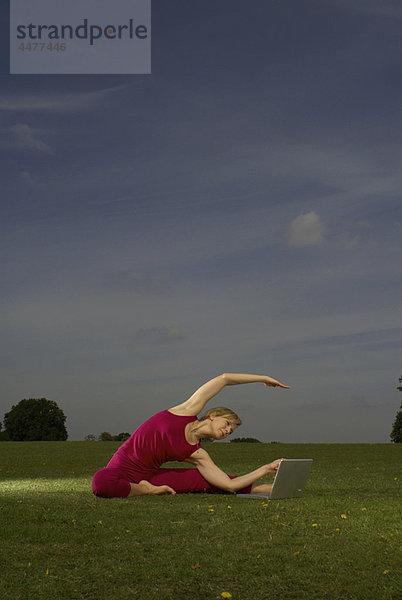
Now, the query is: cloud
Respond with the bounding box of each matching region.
[0,86,127,112]
[326,0,402,19]
[285,211,325,247]
[19,171,34,183]
[105,271,170,293]
[135,327,187,345]
[11,123,53,154]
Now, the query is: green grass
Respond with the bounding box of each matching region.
[0,442,401,600]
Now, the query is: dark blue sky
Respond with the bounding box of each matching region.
[1,0,401,442]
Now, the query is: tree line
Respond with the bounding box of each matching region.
[85,432,131,442]
[1,378,402,442]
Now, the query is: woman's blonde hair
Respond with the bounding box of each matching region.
[199,407,242,426]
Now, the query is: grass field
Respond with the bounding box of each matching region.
[0,441,401,600]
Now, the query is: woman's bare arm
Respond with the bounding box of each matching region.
[169,373,290,417]
[185,448,282,493]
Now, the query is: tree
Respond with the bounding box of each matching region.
[230,437,262,443]
[84,434,97,441]
[114,432,130,441]
[0,420,10,441]
[98,432,130,441]
[4,398,68,441]
[390,404,402,443]
[99,431,114,441]
[390,375,402,443]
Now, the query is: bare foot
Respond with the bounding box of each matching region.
[139,480,176,495]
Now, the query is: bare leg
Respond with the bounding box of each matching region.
[128,480,176,497]
[250,482,273,494]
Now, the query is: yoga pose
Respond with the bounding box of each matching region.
[92,373,290,498]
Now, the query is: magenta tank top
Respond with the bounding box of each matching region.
[106,410,201,480]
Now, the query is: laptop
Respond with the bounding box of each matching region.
[237,458,313,499]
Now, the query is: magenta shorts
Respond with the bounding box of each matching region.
[92,467,252,498]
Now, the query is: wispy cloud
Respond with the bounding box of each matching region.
[136,327,187,345]
[19,170,34,183]
[285,211,325,246]
[105,271,170,293]
[11,123,53,154]
[325,0,402,18]
[0,85,127,112]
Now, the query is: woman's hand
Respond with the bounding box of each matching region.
[264,376,290,389]
[264,458,284,473]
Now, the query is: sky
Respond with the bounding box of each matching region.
[1,0,401,443]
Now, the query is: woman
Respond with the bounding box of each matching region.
[92,372,290,498]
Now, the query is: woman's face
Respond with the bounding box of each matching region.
[210,415,236,440]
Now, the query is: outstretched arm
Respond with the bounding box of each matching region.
[169,373,290,417]
[185,448,282,493]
